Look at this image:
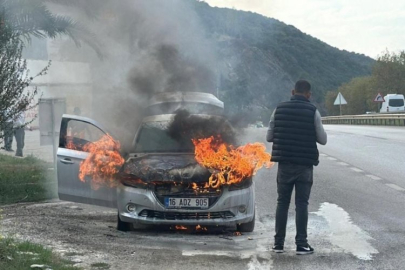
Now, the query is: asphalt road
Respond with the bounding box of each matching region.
[1,125,405,269]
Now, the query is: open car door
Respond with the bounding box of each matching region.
[57,114,117,208]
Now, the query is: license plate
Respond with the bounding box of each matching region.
[164,198,209,209]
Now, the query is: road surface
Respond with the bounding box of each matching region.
[1,125,405,269]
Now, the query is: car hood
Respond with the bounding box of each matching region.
[121,154,211,183]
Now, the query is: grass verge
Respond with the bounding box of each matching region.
[0,238,80,270]
[0,153,57,205]
[0,155,80,269]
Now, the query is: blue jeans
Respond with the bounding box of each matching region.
[274,163,313,246]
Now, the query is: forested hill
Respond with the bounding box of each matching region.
[192,1,374,117]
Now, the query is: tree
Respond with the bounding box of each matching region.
[0,20,50,140]
[324,91,339,116]
[372,50,405,95]
[0,0,102,57]
[325,76,377,115]
[0,0,97,140]
[325,50,405,115]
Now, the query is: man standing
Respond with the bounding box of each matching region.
[13,111,25,157]
[266,80,327,255]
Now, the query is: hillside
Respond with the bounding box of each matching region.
[193,2,374,118]
[27,0,375,127]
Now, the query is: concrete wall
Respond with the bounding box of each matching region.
[26,60,93,127]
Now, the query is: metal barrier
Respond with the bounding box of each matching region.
[322,114,405,126]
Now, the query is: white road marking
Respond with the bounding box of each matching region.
[319,153,327,157]
[366,175,382,181]
[314,202,378,260]
[327,157,337,161]
[385,184,405,192]
[247,216,273,270]
[337,162,349,166]
[350,167,364,173]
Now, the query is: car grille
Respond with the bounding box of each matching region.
[138,210,235,220]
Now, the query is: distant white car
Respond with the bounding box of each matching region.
[255,121,264,128]
[380,94,405,113]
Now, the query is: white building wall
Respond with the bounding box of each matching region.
[26,59,93,127]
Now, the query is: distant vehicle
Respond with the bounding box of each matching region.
[380,94,405,113]
[247,121,264,128]
[255,121,264,128]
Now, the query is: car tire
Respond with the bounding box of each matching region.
[237,212,255,232]
[117,213,132,232]
[132,223,148,230]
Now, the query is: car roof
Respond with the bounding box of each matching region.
[385,94,404,98]
[148,92,224,109]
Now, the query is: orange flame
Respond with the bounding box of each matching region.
[66,138,78,150]
[175,225,188,230]
[196,225,208,232]
[192,136,273,189]
[79,134,125,190]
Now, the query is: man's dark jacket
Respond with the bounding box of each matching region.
[271,95,319,166]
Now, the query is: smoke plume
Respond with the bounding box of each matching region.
[129,44,216,99]
[168,109,236,145]
[58,0,218,150]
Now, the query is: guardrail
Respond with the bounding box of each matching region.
[322,114,405,126]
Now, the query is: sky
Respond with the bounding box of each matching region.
[203,0,405,59]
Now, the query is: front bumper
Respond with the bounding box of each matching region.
[117,183,255,226]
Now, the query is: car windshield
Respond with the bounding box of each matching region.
[133,122,194,153]
[389,99,404,107]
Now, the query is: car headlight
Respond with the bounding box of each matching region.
[119,174,150,189]
[228,178,253,191]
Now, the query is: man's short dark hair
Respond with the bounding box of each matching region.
[295,80,311,93]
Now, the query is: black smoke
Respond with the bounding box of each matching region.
[129,44,216,100]
[167,110,236,145]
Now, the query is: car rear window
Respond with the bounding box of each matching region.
[389,99,404,107]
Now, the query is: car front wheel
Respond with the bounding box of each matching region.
[237,212,255,232]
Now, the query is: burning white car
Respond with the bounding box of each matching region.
[57,93,271,232]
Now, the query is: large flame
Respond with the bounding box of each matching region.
[66,138,78,151]
[192,136,273,189]
[75,134,272,191]
[79,134,125,190]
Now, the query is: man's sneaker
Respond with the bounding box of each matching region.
[296,244,314,255]
[272,245,284,253]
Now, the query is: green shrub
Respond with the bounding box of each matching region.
[0,154,56,205]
